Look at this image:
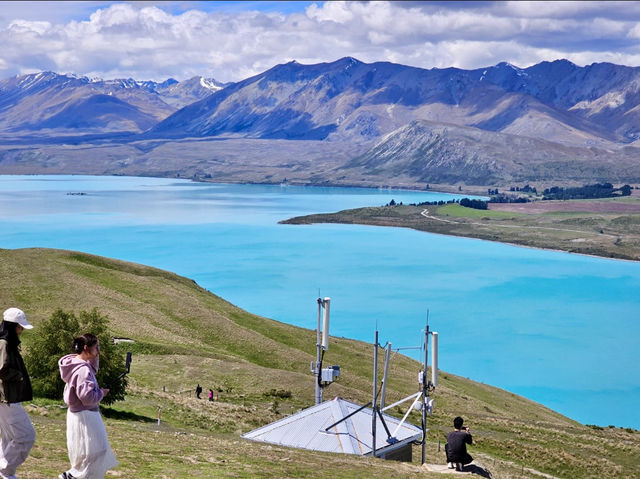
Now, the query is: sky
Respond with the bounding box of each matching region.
[1,1,640,83]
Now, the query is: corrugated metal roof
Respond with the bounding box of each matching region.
[242,397,423,456]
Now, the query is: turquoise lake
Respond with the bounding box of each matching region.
[0,175,638,428]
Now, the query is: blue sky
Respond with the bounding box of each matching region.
[0,1,314,22]
[1,1,639,82]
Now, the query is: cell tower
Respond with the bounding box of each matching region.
[310,297,340,405]
[371,322,438,463]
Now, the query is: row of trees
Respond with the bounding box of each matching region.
[390,198,491,209]
[542,183,632,200]
[388,181,634,212]
[24,309,128,405]
[509,184,538,194]
[489,196,530,204]
[459,198,488,210]
[410,198,462,207]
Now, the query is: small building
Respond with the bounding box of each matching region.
[242,396,423,461]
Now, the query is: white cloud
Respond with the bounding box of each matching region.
[500,1,640,20]
[629,23,640,39]
[0,1,638,82]
[8,19,52,35]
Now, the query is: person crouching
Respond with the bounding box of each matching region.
[58,334,118,479]
[445,416,473,471]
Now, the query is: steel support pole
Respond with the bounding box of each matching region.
[372,330,378,458]
[315,298,323,405]
[380,342,391,409]
[422,324,429,465]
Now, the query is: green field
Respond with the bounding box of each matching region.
[437,203,523,220]
[1,248,638,478]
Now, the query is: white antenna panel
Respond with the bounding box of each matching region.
[321,297,331,350]
[431,331,438,387]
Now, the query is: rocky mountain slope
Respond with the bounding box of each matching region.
[149,57,640,148]
[0,72,224,135]
[342,120,640,185]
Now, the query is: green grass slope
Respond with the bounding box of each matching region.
[0,248,638,478]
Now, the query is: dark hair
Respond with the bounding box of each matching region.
[454,416,464,429]
[0,321,20,350]
[72,333,99,354]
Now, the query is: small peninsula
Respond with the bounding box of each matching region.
[281,196,640,262]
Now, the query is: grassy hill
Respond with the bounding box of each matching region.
[1,248,637,478]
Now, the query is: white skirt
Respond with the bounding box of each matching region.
[66,409,118,479]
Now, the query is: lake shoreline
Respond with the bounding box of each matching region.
[284,214,640,264]
[282,202,640,263]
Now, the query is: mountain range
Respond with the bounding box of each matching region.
[0,72,224,134]
[1,57,639,187]
[149,57,640,148]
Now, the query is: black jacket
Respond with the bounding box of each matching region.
[446,429,473,464]
[0,339,33,403]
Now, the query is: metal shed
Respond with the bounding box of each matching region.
[242,397,423,461]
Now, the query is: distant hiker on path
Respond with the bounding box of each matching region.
[0,307,36,479]
[445,416,473,471]
[196,384,202,399]
[58,334,118,479]
[208,388,214,401]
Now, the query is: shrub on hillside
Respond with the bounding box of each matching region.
[24,308,128,405]
[460,197,488,210]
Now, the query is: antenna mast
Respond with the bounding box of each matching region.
[311,297,340,405]
[315,298,324,405]
[372,329,379,457]
[419,309,439,465]
[422,322,429,465]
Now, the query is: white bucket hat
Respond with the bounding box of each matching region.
[3,308,33,329]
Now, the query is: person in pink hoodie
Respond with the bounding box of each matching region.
[58,334,118,479]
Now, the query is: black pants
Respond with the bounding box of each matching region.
[445,443,473,465]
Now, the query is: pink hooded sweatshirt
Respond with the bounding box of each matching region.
[58,354,104,412]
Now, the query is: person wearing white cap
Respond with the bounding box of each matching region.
[0,308,36,479]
